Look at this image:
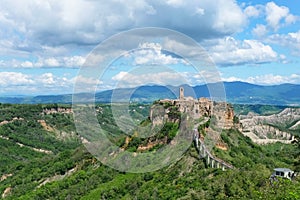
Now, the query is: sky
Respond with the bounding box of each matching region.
[0,0,299,95]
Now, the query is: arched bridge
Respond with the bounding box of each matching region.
[193,129,234,170]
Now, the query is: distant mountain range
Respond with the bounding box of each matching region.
[1,81,300,106]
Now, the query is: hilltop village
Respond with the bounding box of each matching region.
[150,87,235,130]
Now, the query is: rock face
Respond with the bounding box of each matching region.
[0,174,12,182]
[212,102,234,130]
[239,108,300,144]
[2,187,11,198]
[150,87,234,130]
[149,104,167,126]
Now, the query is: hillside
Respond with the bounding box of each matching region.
[1,82,300,105]
[0,103,299,199]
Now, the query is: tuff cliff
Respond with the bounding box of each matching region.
[150,87,235,130]
[239,108,298,144]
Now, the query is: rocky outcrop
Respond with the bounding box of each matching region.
[239,108,299,144]
[38,119,54,132]
[0,117,24,126]
[2,187,12,198]
[149,104,167,126]
[0,174,12,182]
[211,102,234,130]
[137,138,167,151]
[290,120,300,130]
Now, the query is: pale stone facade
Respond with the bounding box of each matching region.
[150,87,234,129]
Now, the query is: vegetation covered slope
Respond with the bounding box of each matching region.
[0,103,299,199]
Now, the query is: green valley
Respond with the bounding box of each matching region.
[0,103,299,199]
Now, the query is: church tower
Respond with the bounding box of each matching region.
[179,87,184,100]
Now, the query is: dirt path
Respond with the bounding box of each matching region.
[38,166,77,188]
[0,135,52,154]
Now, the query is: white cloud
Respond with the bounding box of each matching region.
[209,0,246,34]
[222,76,243,83]
[0,71,104,95]
[112,71,130,82]
[39,73,55,85]
[247,2,299,37]
[63,56,86,68]
[267,31,300,56]
[43,58,60,67]
[163,39,205,59]
[73,75,103,93]
[285,14,298,24]
[111,69,225,89]
[191,70,223,84]
[130,42,187,65]
[223,74,300,85]
[0,72,34,86]
[0,56,85,68]
[20,61,34,68]
[204,37,279,66]
[265,2,297,31]
[195,7,205,16]
[112,71,189,88]
[244,5,261,18]
[2,70,300,95]
[0,72,64,95]
[252,24,268,38]
[0,0,246,48]
[166,0,185,7]
[74,75,102,86]
[0,0,249,70]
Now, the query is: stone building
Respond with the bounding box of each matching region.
[150,87,234,129]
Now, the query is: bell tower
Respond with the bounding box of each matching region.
[179,87,184,100]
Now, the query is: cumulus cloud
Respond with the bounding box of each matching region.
[74,75,102,86]
[252,24,268,38]
[191,70,223,84]
[0,0,249,70]
[0,72,63,95]
[39,73,56,85]
[111,68,225,89]
[112,70,190,88]
[0,72,34,86]
[203,37,279,66]
[129,36,282,68]
[0,71,103,95]
[73,75,104,92]
[267,31,300,56]
[129,42,188,65]
[0,56,85,68]
[247,2,299,37]
[244,5,262,18]
[265,2,297,31]
[0,0,246,47]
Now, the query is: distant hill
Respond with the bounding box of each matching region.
[0,81,300,105]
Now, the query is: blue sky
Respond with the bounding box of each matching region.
[0,0,299,95]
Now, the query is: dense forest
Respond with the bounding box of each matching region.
[0,103,299,199]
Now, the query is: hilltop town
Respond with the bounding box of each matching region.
[151,87,235,130]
